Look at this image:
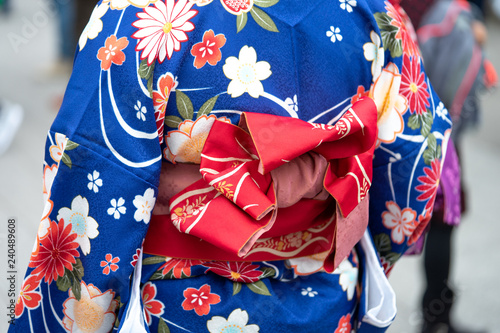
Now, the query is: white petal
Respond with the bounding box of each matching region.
[246,81,265,98]
[227,80,246,98]
[86,217,99,239]
[254,61,272,80]
[239,46,257,64]
[117,197,125,206]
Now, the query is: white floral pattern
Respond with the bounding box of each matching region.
[363,31,385,80]
[333,259,358,301]
[79,3,109,51]
[207,308,260,333]
[133,188,156,223]
[222,45,271,98]
[339,0,357,12]
[135,101,147,121]
[107,198,126,219]
[87,170,103,193]
[57,196,99,255]
[301,287,318,297]
[327,26,343,43]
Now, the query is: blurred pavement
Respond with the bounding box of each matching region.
[1,1,499,332]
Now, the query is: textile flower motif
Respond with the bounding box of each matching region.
[285,95,298,113]
[223,45,271,98]
[191,29,227,69]
[87,170,103,193]
[182,284,221,316]
[203,261,263,283]
[62,281,117,333]
[152,73,177,144]
[49,133,67,163]
[400,54,430,115]
[385,1,419,57]
[301,287,318,297]
[15,275,42,318]
[416,159,441,213]
[408,212,431,246]
[100,253,120,275]
[220,0,253,15]
[339,0,356,12]
[382,201,417,244]
[103,0,158,10]
[287,251,329,276]
[133,188,156,223]
[135,100,147,121]
[37,164,58,251]
[351,85,369,105]
[207,308,260,333]
[79,2,109,50]
[29,219,80,284]
[131,248,141,267]
[334,314,352,333]
[327,26,343,43]
[142,282,165,325]
[333,259,358,301]
[107,197,126,219]
[369,63,408,144]
[363,31,384,80]
[57,195,99,255]
[132,0,198,65]
[97,35,129,70]
[159,257,205,278]
[164,115,231,164]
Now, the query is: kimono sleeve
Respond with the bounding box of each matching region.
[9,4,166,332]
[366,1,453,275]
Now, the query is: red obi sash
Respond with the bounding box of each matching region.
[144,98,377,272]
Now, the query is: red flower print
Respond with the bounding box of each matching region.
[152,72,177,144]
[29,219,80,284]
[15,275,42,318]
[181,284,221,316]
[416,159,441,213]
[351,85,370,105]
[385,2,419,57]
[97,35,129,70]
[131,248,141,267]
[159,258,205,278]
[382,201,417,245]
[335,314,352,333]
[400,54,430,115]
[408,212,431,245]
[190,29,226,69]
[142,282,165,325]
[203,261,263,283]
[100,253,120,275]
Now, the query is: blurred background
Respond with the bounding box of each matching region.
[0,1,499,332]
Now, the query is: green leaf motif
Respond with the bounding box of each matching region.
[233,282,242,296]
[147,76,154,98]
[143,255,167,265]
[175,90,194,120]
[420,110,433,137]
[373,233,392,254]
[73,258,84,280]
[423,133,438,165]
[65,140,79,151]
[236,12,248,33]
[139,59,155,80]
[374,12,402,58]
[250,7,279,32]
[407,113,420,130]
[56,269,72,292]
[165,115,183,128]
[246,280,271,296]
[197,95,219,119]
[254,0,279,7]
[259,267,276,279]
[61,153,72,169]
[158,318,171,333]
[384,252,401,265]
[72,276,82,301]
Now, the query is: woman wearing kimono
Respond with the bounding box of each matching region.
[10,1,452,332]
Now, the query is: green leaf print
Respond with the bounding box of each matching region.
[165,115,183,128]
[175,90,194,120]
[246,280,272,296]
[374,233,392,254]
[142,255,167,265]
[64,140,79,151]
[250,7,279,32]
[233,282,242,296]
[197,95,219,119]
[236,12,248,33]
[374,12,403,58]
[254,0,279,8]
[420,110,433,137]
[139,58,155,80]
[158,318,171,333]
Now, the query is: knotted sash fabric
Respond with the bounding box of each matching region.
[144,98,377,271]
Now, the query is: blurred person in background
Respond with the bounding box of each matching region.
[0,99,23,157]
[8,1,453,332]
[400,1,497,332]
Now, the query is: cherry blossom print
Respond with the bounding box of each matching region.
[97,35,129,70]
[334,314,352,333]
[182,284,221,316]
[152,72,177,143]
[327,26,343,43]
[203,261,263,283]
[363,30,384,80]
[159,257,205,278]
[62,281,117,333]
[400,54,430,115]
[142,282,165,325]
[87,170,103,193]
[133,188,156,223]
[301,287,318,297]
[207,308,260,333]
[191,29,227,69]
[339,0,356,12]
[223,45,271,98]
[49,133,67,163]
[333,259,358,301]
[416,158,441,213]
[132,0,198,65]
[57,195,99,255]
[29,219,80,284]
[131,248,141,267]
[100,253,120,275]
[220,0,253,15]
[79,3,109,51]
[107,197,126,219]
[103,0,158,10]
[15,275,42,318]
[382,201,417,245]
